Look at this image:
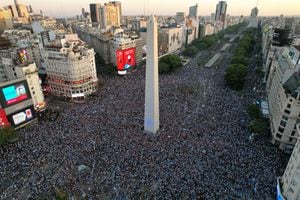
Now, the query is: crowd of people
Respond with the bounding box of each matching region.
[0,45,287,199]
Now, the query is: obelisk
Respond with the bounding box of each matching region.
[144,15,159,134]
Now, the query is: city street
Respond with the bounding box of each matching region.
[0,37,287,199]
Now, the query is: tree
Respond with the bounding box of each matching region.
[247,104,261,119]
[158,54,182,73]
[225,64,248,90]
[0,127,18,147]
[249,119,269,136]
[159,62,170,74]
[182,46,199,57]
[231,55,248,66]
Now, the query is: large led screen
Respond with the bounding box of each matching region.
[2,83,28,106]
[7,106,36,127]
[116,48,136,71]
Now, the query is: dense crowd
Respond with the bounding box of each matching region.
[0,45,286,199]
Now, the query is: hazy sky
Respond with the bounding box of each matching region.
[1,0,300,17]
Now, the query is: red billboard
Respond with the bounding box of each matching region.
[0,109,10,127]
[116,48,136,71]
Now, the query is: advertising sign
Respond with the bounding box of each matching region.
[2,83,28,106]
[116,48,136,72]
[7,106,35,127]
[0,109,10,127]
[18,49,28,64]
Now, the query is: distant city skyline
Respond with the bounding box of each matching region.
[1,0,300,17]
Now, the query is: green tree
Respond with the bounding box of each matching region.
[231,55,248,66]
[182,46,199,57]
[225,64,248,90]
[159,62,170,73]
[249,119,269,136]
[158,54,182,73]
[247,104,261,119]
[0,126,18,147]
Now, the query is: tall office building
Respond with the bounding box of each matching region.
[175,12,185,24]
[5,5,18,18]
[100,2,121,28]
[0,8,13,31]
[215,1,227,28]
[89,3,101,23]
[248,7,259,28]
[188,4,198,19]
[110,1,121,19]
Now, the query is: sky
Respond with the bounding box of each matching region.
[1,0,300,17]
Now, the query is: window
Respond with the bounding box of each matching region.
[278,127,284,133]
[276,133,282,139]
[291,131,296,136]
[284,109,291,114]
[287,104,291,109]
[280,121,287,127]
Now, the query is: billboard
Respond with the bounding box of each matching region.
[18,49,28,64]
[0,81,31,108]
[7,106,35,127]
[0,109,10,127]
[116,48,136,72]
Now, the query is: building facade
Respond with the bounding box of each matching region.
[89,3,101,24]
[248,7,259,28]
[45,34,98,100]
[158,27,183,56]
[100,2,121,28]
[188,4,198,19]
[215,1,227,28]
[175,12,185,24]
[281,124,300,199]
[0,8,13,31]
[267,46,300,152]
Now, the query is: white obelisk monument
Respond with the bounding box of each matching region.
[144,15,159,134]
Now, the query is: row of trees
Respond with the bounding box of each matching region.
[225,28,256,90]
[183,22,246,58]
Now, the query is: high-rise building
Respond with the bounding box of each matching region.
[100,2,121,28]
[5,5,18,18]
[81,8,85,18]
[210,13,215,22]
[89,3,101,24]
[0,8,13,31]
[215,1,227,28]
[16,4,29,18]
[175,12,185,24]
[110,1,121,19]
[266,46,300,153]
[188,4,198,19]
[280,124,300,199]
[248,7,259,28]
[44,34,98,100]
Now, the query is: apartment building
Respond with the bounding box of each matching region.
[267,46,300,153]
[44,34,98,100]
